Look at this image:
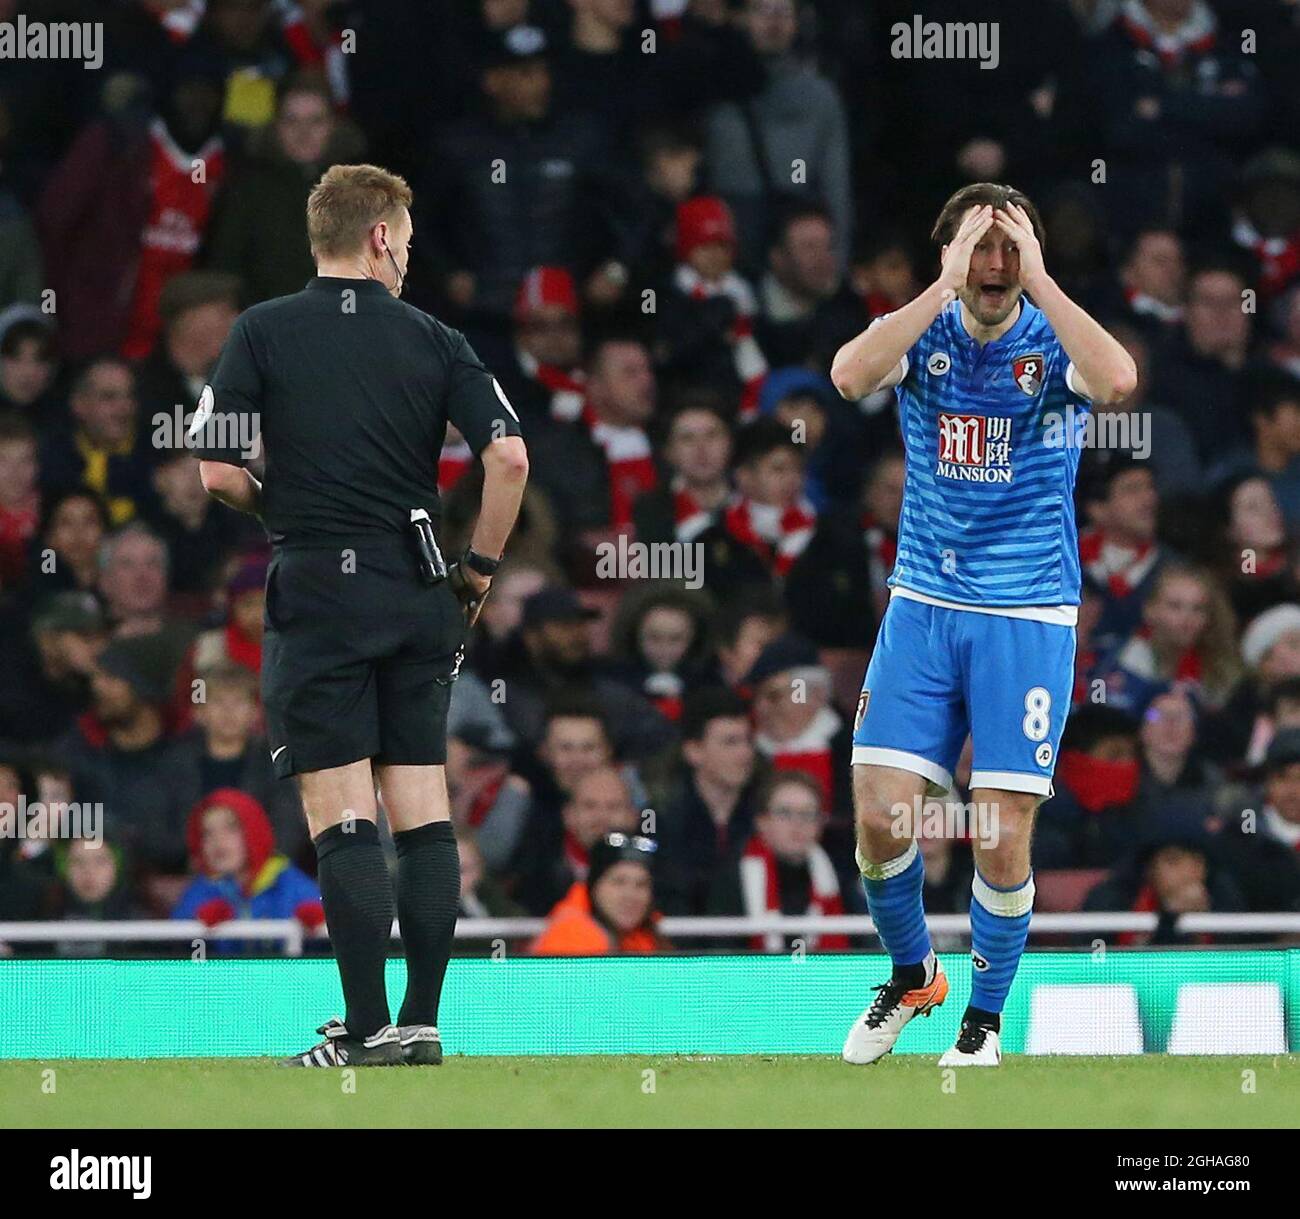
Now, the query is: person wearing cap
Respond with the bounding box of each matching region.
[495,266,586,426]
[418,22,634,321]
[528,827,667,956]
[1205,602,1300,767]
[480,585,674,761]
[722,417,816,580]
[1232,147,1300,303]
[193,160,527,1067]
[21,592,109,739]
[1214,728,1300,916]
[744,631,850,820]
[657,195,769,419]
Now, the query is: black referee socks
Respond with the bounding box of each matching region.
[393,820,460,1029]
[314,820,395,1040]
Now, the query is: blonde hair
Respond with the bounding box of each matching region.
[306,163,412,259]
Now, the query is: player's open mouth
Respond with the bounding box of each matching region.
[979,284,1008,306]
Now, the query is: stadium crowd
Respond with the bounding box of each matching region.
[2,0,1300,957]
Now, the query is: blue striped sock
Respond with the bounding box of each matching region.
[968,870,1034,1014]
[859,841,932,966]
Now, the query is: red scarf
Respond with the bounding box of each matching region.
[740,835,847,951]
[1117,1,1216,70]
[438,434,473,494]
[1058,749,1141,813]
[583,405,657,529]
[1119,884,1211,946]
[725,495,817,576]
[225,621,262,675]
[0,495,38,586]
[674,264,768,419]
[672,479,731,542]
[1079,527,1158,600]
[518,349,588,422]
[1233,216,1300,301]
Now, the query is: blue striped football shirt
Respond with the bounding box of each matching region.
[889,298,1090,614]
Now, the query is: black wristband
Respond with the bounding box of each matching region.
[463,548,500,577]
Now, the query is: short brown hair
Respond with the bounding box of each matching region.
[306,163,412,259]
[930,182,1045,250]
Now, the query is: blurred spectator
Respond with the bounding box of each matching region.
[46,837,147,956]
[515,763,640,915]
[1036,705,1150,868]
[529,830,667,955]
[716,587,786,690]
[494,266,586,426]
[133,271,242,425]
[1208,373,1300,527]
[708,769,848,951]
[1209,602,1300,767]
[172,787,323,953]
[1112,227,1186,337]
[1101,563,1240,713]
[1150,257,1254,460]
[608,582,717,724]
[705,0,851,269]
[174,661,307,864]
[446,720,532,875]
[28,488,110,599]
[456,830,525,924]
[1267,280,1300,380]
[659,195,768,417]
[0,752,51,923]
[418,22,634,320]
[146,449,249,595]
[206,74,362,302]
[1078,451,1166,650]
[1213,472,1295,626]
[723,418,815,578]
[1085,0,1263,238]
[1083,806,1245,944]
[1139,687,1223,809]
[785,444,903,647]
[745,631,850,816]
[40,360,158,527]
[754,366,861,509]
[654,688,760,915]
[38,64,227,360]
[526,334,658,540]
[1215,728,1300,913]
[60,635,201,876]
[188,550,266,676]
[480,586,674,759]
[0,411,40,588]
[0,313,59,419]
[1231,148,1300,304]
[757,202,863,370]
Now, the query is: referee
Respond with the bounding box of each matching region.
[192,165,528,1067]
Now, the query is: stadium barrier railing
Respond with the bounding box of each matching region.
[2,912,1300,954]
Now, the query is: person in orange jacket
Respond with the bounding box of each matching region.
[529,831,670,956]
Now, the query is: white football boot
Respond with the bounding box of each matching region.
[842,958,949,1065]
[938,1018,1002,1067]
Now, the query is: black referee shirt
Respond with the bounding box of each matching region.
[190,276,522,546]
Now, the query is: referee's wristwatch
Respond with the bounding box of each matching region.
[462,548,501,578]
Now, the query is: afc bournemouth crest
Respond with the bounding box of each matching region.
[1011,352,1044,396]
[854,690,870,732]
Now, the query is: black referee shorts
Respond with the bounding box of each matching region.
[261,539,467,779]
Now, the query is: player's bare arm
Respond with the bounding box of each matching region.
[831,204,995,399]
[198,459,262,517]
[994,202,1137,404]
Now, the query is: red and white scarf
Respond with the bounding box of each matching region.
[516,348,588,422]
[438,434,473,494]
[1117,0,1216,69]
[1233,216,1300,302]
[586,410,658,530]
[740,835,846,951]
[754,706,842,809]
[672,478,732,542]
[1124,286,1183,325]
[674,263,768,420]
[724,495,816,577]
[1079,528,1159,599]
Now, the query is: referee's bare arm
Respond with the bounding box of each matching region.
[470,435,529,563]
[199,461,262,517]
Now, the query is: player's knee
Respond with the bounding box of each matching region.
[851,765,918,848]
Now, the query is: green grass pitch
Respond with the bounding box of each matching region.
[2,1055,1296,1128]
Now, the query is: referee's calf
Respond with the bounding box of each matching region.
[193,164,528,1066]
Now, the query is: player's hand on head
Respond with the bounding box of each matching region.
[938,204,993,296]
[993,203,1047,292]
